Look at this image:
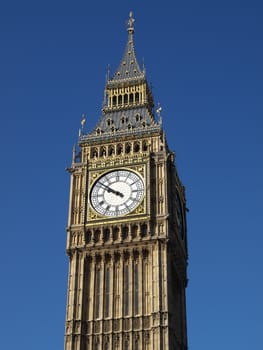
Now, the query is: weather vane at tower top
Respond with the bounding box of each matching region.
[127,11,135,33]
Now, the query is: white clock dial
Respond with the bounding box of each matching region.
[90,169,145,217]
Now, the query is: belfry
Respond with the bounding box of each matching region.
[64,12,188,350]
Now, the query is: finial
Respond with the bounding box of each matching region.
[127,11,135,33]
[156,103,163,124]
[79,113,86,136]
[103,65,110,106]
[81,113,86,128]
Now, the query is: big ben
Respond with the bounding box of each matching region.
[64,12,188,350]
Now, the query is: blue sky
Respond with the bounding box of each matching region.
[0,0,262,349]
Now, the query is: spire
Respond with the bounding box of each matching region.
[111,11,144,81]
[79,12,161,141]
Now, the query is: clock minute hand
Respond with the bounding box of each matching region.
[97,182,124,198]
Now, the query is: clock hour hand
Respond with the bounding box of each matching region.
[97,182,124,198]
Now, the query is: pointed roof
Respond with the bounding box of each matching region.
[111,12,144,82]
[79,12,162,143]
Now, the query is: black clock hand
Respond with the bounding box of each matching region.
[97,182,124,198]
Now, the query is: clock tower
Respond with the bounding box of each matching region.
[64,12,188,350]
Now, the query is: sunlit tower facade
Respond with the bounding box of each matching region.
[64,12,188,350]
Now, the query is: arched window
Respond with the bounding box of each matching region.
[132,225,138,238]
[122,226,129,240]
[109,145,115,156]
[135,92,139,103]
[141,223,148,237]
[142,141,148,151]
[124,94,128,104]
[117,144,123,155]
[118,95,122,105]
[85,230,92,243]
[103,228,110,242]
[130,93,134,103]
[134,142,140,153]
[125,143,131,153]
[100,147,106,157]
[94,229,101,243]
[112,96,117,106]
[113,227,119,241]
[91,148,98,158]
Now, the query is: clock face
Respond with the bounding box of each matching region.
[90,169,145,217]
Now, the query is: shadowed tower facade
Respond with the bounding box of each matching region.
[64,12,188,350]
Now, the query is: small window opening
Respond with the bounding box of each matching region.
[134,142,140,153]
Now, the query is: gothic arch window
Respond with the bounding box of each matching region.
[141,223,148,237]
[121,116,126,124]
[91,147,98,158]
[125,143,131,154]
[96,127,101,135]
[129,93,134,103]
[118,95,122,105]
[135,113,140,122]
[107,118,112,126]
[142,141,148,151]
[103,228,110,242]
[108,145,115,156]
[124,94,128,104]
[112,95,117,106]
[122,226,129,240]
[117,143,123,155]
[134,142,140,153]
[135,92,139,103]
[94,229,101,243]
[85,230,92,243]
[100,146,106,157]
[131,224,138,238]
[113,227,119,241]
